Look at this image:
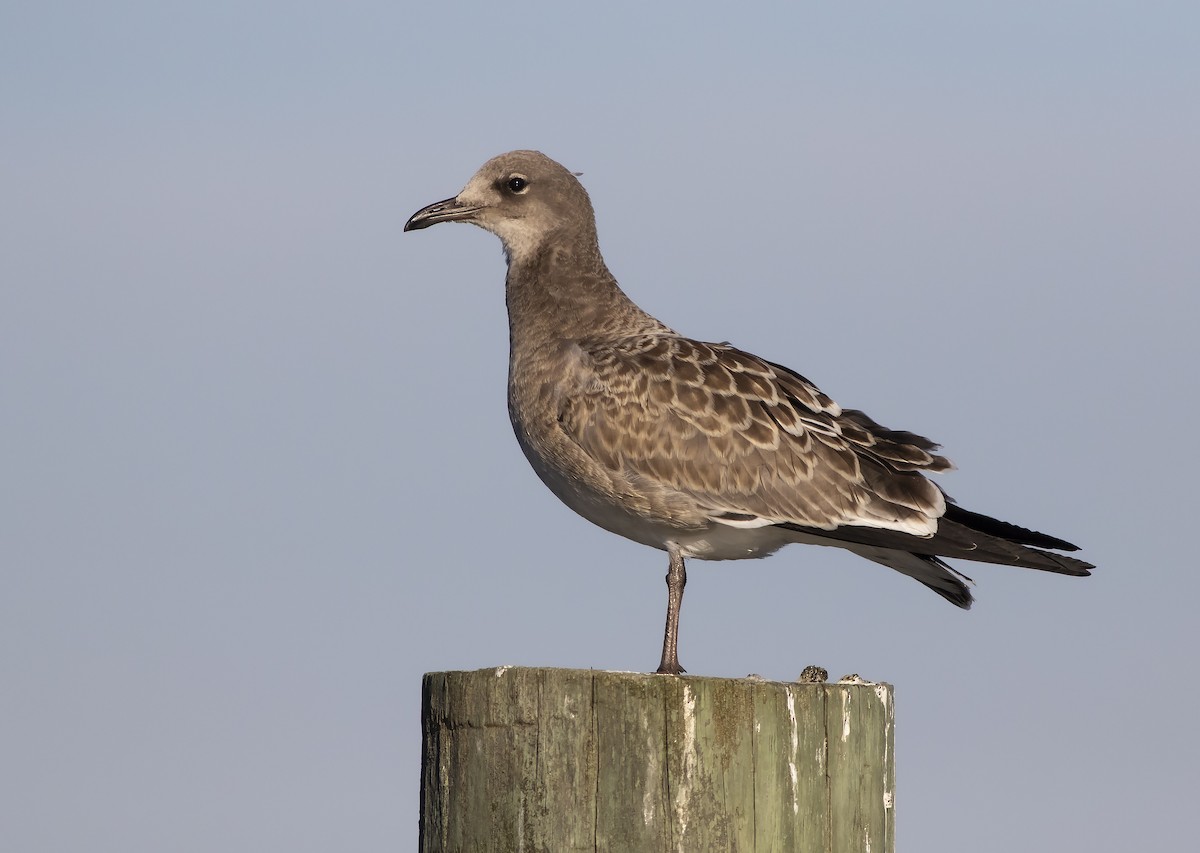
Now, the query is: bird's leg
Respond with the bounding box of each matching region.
[656,543,687,675]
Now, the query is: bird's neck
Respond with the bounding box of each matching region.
[504,238,663,346]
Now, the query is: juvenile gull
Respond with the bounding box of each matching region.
[405,150,1092,675]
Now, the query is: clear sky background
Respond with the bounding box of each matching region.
[3,3,1197,851]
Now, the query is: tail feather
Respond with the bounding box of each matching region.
[847,546,976,610]
[777,504,1093,605]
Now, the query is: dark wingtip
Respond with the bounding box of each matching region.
[943,504,1082,552]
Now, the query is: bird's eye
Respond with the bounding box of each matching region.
[506,176,528,193]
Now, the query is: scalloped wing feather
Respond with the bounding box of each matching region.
[561,335,951,536]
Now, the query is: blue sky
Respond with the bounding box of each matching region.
[3,3,1198,851]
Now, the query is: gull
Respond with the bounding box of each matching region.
[405,150,1092,674]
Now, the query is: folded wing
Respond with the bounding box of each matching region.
[560,333,1091,608]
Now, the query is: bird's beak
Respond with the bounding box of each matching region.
[404,196,482,232]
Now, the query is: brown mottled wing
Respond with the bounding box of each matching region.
[561,334,953,534]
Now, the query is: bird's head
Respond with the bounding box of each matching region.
[404,150,597,264]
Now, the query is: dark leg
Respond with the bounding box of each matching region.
[656,543,687,675]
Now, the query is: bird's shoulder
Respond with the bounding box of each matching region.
[576,332,835,413]
[569,334,944,463]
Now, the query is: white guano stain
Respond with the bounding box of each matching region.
[643,784,656,826]
[673,684,697,851]
[876,683,894,811]
[785,690,800,815]
[494,665,511,677]
[841,690,852,742]
[864,826,871,853]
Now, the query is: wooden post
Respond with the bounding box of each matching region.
[420,667,894,853]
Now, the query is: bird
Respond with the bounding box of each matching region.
[404,150,1092,675]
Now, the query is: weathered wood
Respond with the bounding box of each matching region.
[420,667,893,853]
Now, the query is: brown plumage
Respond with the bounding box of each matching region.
[405,150,1092,674]
[563,335,951,534]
